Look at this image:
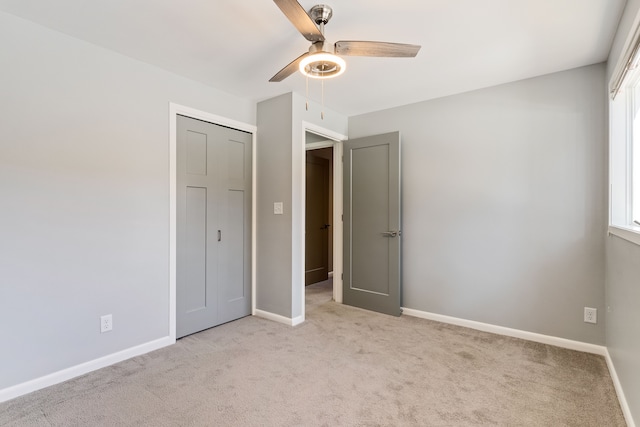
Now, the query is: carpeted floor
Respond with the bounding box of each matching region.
[0,279,626,426]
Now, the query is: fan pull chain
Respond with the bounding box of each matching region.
[305,75,309,111]
[321,78,324,120]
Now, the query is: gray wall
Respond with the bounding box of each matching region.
[290,93,347,319]
[256,94,294,317]
[256,93,347,320]
[0,11,254,390]
[606,0,640,422]
[606,236,640,421]
[349,64,607,344]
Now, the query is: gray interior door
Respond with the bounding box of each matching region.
[305,153,330,285]
[177,115,252,338]
[343,132,401,316]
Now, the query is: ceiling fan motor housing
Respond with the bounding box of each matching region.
[309,4,333,25]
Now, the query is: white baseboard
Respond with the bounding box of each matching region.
[291,315,305,326]
[0,336,174,404]
[401,307,606,355]
[604,348,637,427]
[253,309,304,326]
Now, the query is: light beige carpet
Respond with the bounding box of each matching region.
[0,279,626,426]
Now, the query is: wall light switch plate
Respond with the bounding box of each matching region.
[274,202,283,215]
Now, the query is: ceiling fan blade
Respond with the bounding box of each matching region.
[273,0,325,42]
[269,52,309,82]
[335,41,421,57]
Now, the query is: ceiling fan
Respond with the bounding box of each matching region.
[269,0,421,82]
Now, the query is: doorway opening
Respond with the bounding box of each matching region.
[303,129,343,317]
[305,142,333,308]
[300,127,401,320]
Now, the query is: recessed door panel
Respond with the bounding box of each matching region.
[186,131,207,176]
[351,144,390,295]
[227,140,245,185]
[185,186,208,312]
[225,190,245,301]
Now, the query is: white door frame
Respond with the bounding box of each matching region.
[168,103,257,341]
[301,122,347,319]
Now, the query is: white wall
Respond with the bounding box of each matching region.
[606,0,640,423]
[349,64,607,344]
[0,11,254,392]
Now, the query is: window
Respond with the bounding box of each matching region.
[610,31,640,245]
[633,82,640,226]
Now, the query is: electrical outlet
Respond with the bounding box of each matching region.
[101,314,113,333]
[274,202,283,215]
[584,307,597,324]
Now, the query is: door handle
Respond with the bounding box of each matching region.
[382,230,400,238]
[218,230,221,242]
[320,224,331,230]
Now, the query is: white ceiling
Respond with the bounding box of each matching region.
[0,0,627,116]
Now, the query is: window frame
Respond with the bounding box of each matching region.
[609,69,640,246]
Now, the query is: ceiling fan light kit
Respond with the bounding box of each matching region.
[299,52,345,79]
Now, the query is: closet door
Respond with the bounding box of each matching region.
[217,126,252,324]
[176,115,252,338]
